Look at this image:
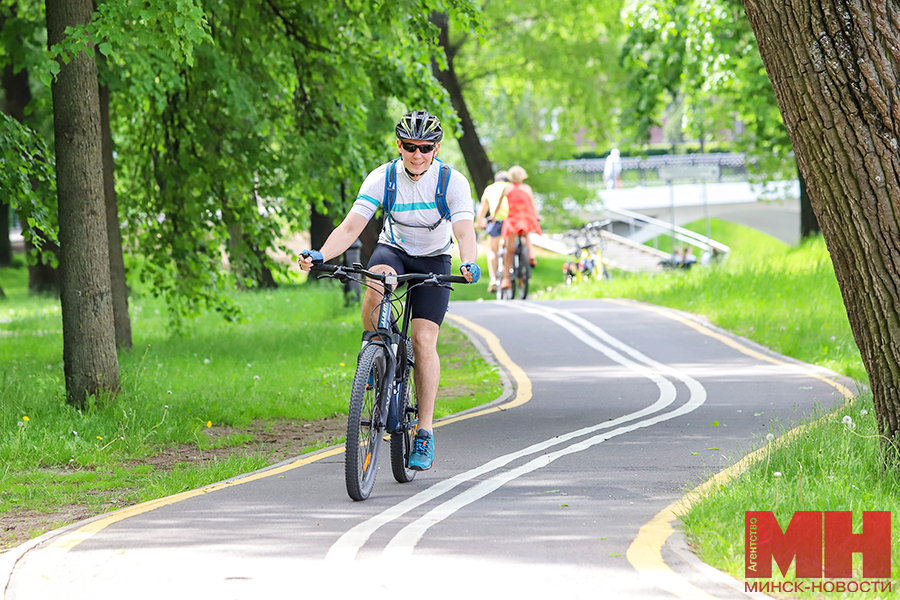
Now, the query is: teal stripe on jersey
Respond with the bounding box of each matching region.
[357,194,380,207]
[393,202,437,212]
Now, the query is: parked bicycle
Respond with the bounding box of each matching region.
[310,262,468,501]
[563,220,612,285]
[499,233,531,300]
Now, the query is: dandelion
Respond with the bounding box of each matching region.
[253,375,260,380]
[72,431,78,436]
[97,436,103,440]
[17,421,23,427]
[766,433,775,442]
[339,362,345,367]
[842,415,856,429]
[22,416,29,422]
[206,421,212,428]
[247,363,252,368]
[860,409,869,416]
[203,358,210,364]
[167,390,173,394]
[774,472,782,478]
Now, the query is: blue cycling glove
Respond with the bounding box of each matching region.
[460,262,481,283]
[300,249,324,265]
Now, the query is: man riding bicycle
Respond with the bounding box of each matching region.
[298,110,480,471]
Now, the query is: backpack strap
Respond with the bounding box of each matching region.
[383,158,400,215]
[434,160,452,220]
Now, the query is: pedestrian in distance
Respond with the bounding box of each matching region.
[499,165,541,291]
[475,170,510,294]
[298,110,480,471]
[603,147,623,190]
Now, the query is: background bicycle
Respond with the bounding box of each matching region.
[311,262,467,500]
[499,233,531,300]
[562,220,612,285]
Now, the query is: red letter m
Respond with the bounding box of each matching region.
[746,511,822,578]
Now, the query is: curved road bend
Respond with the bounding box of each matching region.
[3,299,855,600]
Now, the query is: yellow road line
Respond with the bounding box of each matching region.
[42,313,529,554]
[620,299,855,598]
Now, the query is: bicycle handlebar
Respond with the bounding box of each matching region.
[310,262,469,285]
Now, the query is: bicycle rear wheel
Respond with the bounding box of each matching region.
[515,241,530,300]
[345,343,388,501]
[390,337,418,483]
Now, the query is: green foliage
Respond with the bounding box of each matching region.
[447,0,627,171]
[0,113,57,259]
[620,0,795,179]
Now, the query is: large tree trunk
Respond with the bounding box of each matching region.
[430,11,494,197]
[46,0,120,407]
[741,0,900,453]
[99,79,132,349]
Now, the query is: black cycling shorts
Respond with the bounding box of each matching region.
[367,244,452,326]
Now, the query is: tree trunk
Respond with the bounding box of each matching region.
[798,167,820,239]
[430,11,494,197]
[741,0,900,453]
[0,201,9,268]
[0,7,24,268]
[99,79,132,350]
[46,0,120,407]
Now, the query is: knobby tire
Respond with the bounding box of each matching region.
[345,343,388,501]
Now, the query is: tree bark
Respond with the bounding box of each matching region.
[430,11,494,197]
[798,168,821,239]
[46,0,120,407]
[99,79,132,350]
[741,0,900,453]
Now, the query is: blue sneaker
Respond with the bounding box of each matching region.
[408,431,434,471]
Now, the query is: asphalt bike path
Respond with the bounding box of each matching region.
[2,299,856,600]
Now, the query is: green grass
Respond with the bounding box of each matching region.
[0,268,501,539]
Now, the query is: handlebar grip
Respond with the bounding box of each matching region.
[310,263,340,273]
[440,275,470,284]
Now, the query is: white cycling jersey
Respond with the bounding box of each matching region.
[350,159,475,257]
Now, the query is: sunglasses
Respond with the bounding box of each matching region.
[400,141,436,154]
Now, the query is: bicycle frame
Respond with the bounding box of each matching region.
[312,263,466,433]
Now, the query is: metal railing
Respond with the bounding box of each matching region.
[540,152,749,187]
[603,206,731,255]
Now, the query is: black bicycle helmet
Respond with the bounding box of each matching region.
[395,110,443,143]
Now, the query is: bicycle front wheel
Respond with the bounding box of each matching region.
[345,343,388,501]
[390,337,418,483]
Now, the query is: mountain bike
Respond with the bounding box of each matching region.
[563,220,611,285]
[499,233,530,300]
[310,262,468,501]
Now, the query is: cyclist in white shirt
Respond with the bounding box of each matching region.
[299,110,480,471]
